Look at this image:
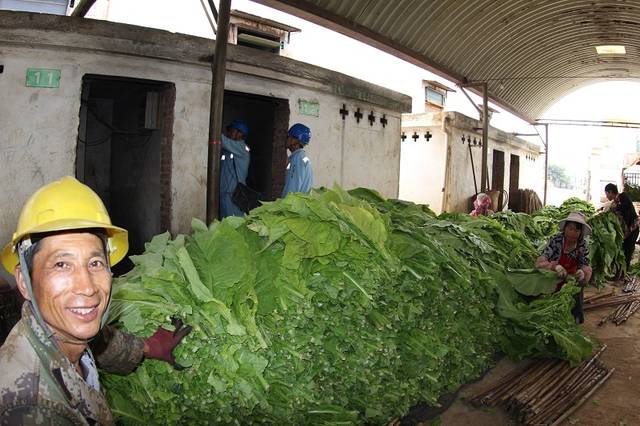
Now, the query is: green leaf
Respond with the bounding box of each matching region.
[176,246,213,303]
[505,268,560,296]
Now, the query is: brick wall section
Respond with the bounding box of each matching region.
[270,101,290,199]
[160,84,176,231]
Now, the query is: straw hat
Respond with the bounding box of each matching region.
[559,211,592,237]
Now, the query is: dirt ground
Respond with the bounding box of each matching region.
[436,283,640,426]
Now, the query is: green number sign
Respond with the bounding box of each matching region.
[298,99,320,117]
[26,68,61,88]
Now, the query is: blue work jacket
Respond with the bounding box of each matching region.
[281,148,313,198]
[220,133,250,217]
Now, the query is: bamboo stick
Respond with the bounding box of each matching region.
[526,368,597,422]
[529,365,603,424]
[469,360,541,405]
[518,352,607,423]
[583,289,615,303]
[490,361,557,405]
[548,368,615,426]
[554,346,607,393]
[468,348,611,426]
[526,364,590,416]
[541,363,607,421]
[583,295,640,310]
[587,294,639,304]
[614,300,640,325]
[516,362,572,411]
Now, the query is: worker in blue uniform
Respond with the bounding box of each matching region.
[281,123,313,198]
[220,119,251,218]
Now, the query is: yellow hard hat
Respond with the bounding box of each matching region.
[1,176,128,274]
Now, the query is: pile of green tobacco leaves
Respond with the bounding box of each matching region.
[587,212,626,282]
[492,198,625,284]
[529,197,596,238]
[103,187,591,425]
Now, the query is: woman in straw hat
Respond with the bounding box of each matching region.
[535,211,592,323]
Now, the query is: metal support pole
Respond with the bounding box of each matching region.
[460,82,490,193]
[544,124,549,206]
[481,82,489,192]
[206,0,232,223]
[459,87,483,116]
[207,0,219,22]
[468,142,478,194]
[70,0,96,17]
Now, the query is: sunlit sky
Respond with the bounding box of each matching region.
[85,0,640,178]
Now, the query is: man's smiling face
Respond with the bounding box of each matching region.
[26,232,111,341]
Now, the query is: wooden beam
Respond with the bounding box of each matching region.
[206,0,232,223]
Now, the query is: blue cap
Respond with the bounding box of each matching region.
[229,119,249,137]
[287,123,311,145]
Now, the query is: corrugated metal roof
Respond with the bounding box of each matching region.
[253,0,640,122]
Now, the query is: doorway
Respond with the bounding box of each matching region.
[508,154,521,210]
[76,75,175,274]
[509,154,520,191]
[492,149,505,209]
[222,91,290,203]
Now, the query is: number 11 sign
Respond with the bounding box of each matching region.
[26,68,61,88]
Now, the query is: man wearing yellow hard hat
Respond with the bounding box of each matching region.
[0,177,190,424]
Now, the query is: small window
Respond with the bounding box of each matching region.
[425,87,445,106]
[237,28,281,53]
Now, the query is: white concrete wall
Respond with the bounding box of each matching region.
[443,113,544,212]
[399,113,447,213]
[224,74,403,197]
[399,112,544,213]
[0,11,410,255]
[0,43,213,242]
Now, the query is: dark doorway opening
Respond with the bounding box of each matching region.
[509,154,520,191]
[222,91,290,206]
[508,154,521,211]
[492,149,505,209]
[76,75,175,275]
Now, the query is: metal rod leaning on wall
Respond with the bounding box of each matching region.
[459,83,490,193]
[206,0,232,223]
[481,82,489,192]
[468,142,478,194]
[544,124,549,206]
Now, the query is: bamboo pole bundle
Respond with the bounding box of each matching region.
[583,294,640,311]
[583,289,615,304]
[612,300,640,325]
[468,347,613,425]
[622,275,639,293]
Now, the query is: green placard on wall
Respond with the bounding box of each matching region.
[298,99,320,117]
[26,68,61,88]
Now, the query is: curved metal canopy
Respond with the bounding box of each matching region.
[253,0,640,123]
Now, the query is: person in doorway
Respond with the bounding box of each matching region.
[604,183,640,276]
[220,119,251,218]
[282,123,313,198]
[470,193,494,217]
[0,177,190,424]
[535,211,593,323]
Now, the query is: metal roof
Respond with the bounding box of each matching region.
[252,0,640,123]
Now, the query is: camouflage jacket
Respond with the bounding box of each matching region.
[0,303,144,425]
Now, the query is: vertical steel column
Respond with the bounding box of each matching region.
[544,124,549,206]
[480,82,489,192]
[206,0,232,224]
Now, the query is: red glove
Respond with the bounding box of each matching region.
[144,317,192,370]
